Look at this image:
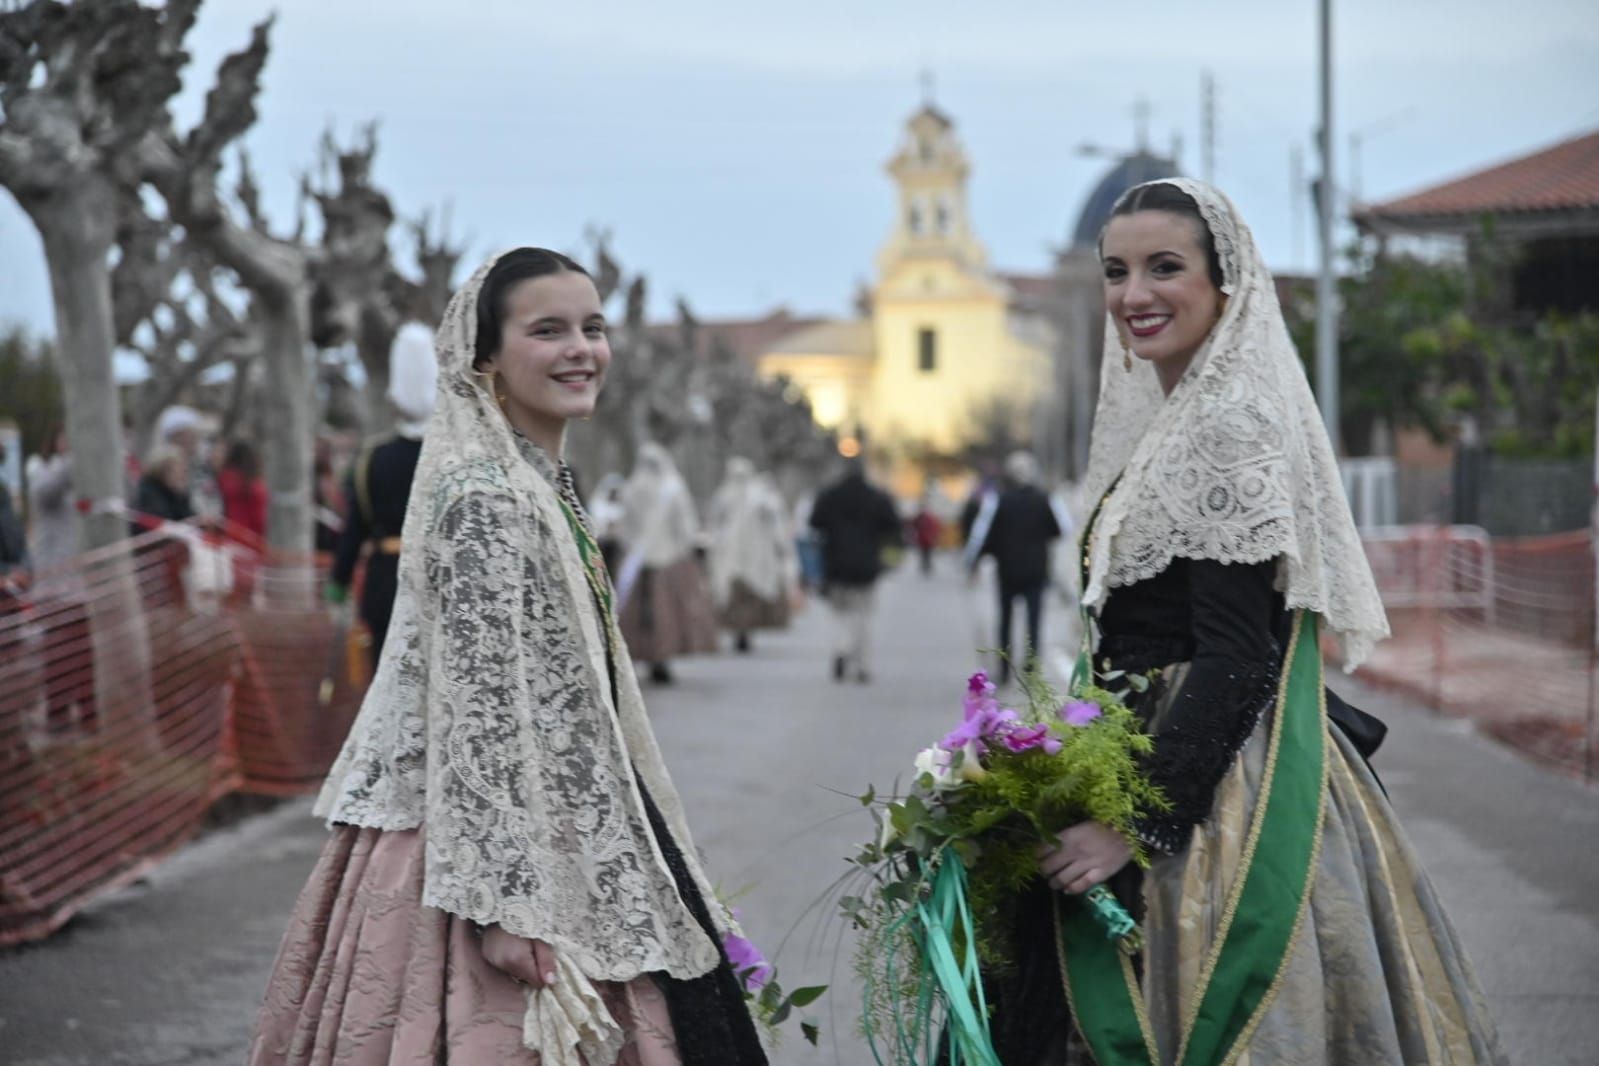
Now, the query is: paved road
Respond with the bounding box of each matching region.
[2,559,1595,1064]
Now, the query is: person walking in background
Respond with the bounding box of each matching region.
[23,428,93,737]
[24,426,74,575]
[152,405,219,520]
[327,321,438,666]
[707,457,795,653]
[791,488,825,593]
[586,471,627,573]
[216,440,268,542]
[0,441,30,601]
[616,442,719,684]
[131,444,195,530]
[910,492,942,576]
[808,457,901,684]
[251,247,765,1065]
[311,439,343,554]
[975,449,1061,685]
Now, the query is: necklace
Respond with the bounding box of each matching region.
[554,465,621,658]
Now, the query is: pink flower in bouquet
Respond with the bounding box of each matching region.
[999,722,1062,755]
[723,929,774,990]
[943,675,1020,754]
[1059,700,1102,727]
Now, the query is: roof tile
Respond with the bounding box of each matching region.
[1359,129,1599,220]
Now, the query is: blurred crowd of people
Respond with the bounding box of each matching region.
[0,315,1085,690]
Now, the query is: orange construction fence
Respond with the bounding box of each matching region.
[1345,525,1597,783]
[0,518,366,947]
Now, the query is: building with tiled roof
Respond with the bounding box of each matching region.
[649,309,825,368]
[1354,129,1599,315]
[1354,130,1599,236]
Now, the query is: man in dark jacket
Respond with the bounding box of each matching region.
[977,450,1061,684]
[808,458,902,683]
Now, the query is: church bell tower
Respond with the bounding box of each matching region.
[877,101,988,278]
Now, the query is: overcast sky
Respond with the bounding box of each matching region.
[2,0,1596,337]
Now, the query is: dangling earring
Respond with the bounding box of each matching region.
[1123,349,1133,372]
[472,367,507,408]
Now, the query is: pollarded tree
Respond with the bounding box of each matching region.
[0,0,200,550]
[138,16,317,559]
[306,127,463,433]
[110,179,260,456]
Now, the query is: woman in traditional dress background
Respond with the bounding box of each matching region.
[706,456,795,653]
[615,442,719,684]
[987,180,1506,1064]
[250,248,766,1066]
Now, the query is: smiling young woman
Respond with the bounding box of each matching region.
[976,182,1508,1066]
[1099,182,1227,394]
[472,250,610,457]
[249,248,767,1066]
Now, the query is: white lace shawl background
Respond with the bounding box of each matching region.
[315,252,726,986]
[1080,178,1389,670]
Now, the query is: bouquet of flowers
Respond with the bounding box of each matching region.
[840,666,1167,1065]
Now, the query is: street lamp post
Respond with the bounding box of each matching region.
[1315,0,1340,451]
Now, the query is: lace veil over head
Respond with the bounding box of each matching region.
[1081,179,1389,668]
[316,252,728,1002]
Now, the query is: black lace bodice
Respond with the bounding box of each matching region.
[1096,556,1288,854]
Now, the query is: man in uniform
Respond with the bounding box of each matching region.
[327,322,436,667]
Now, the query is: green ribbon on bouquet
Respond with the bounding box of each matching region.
[863,856,1002,1066]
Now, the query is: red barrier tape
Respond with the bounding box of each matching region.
[0,521,366,946]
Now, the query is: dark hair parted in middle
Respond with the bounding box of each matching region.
[473,248,592,369]
[1102,183,1226,291]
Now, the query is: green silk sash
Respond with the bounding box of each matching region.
[1058,611,1328,1066]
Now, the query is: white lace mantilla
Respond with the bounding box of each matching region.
[316,254,725,985]
[1081,178,1389,669]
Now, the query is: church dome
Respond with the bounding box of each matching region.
[1070,151,1183,248]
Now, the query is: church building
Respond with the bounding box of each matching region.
[752,105,1058,491]
[691,101,1181,496]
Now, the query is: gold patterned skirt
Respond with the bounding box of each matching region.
[1130,680,1509,1065]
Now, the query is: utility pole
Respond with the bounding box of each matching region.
[1291,143,1305,270]
[1315,0,1341,450]
[1349,131,1363,204]
[1201,71,1217,183]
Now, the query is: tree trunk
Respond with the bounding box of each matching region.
[29,190,160,757]
[32,198,127,551]
[357,308,395,436]
[257,293,315,557]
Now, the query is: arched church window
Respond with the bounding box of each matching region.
[935,198,951,233]
[917,327,938,373]
[907,202,923,234]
